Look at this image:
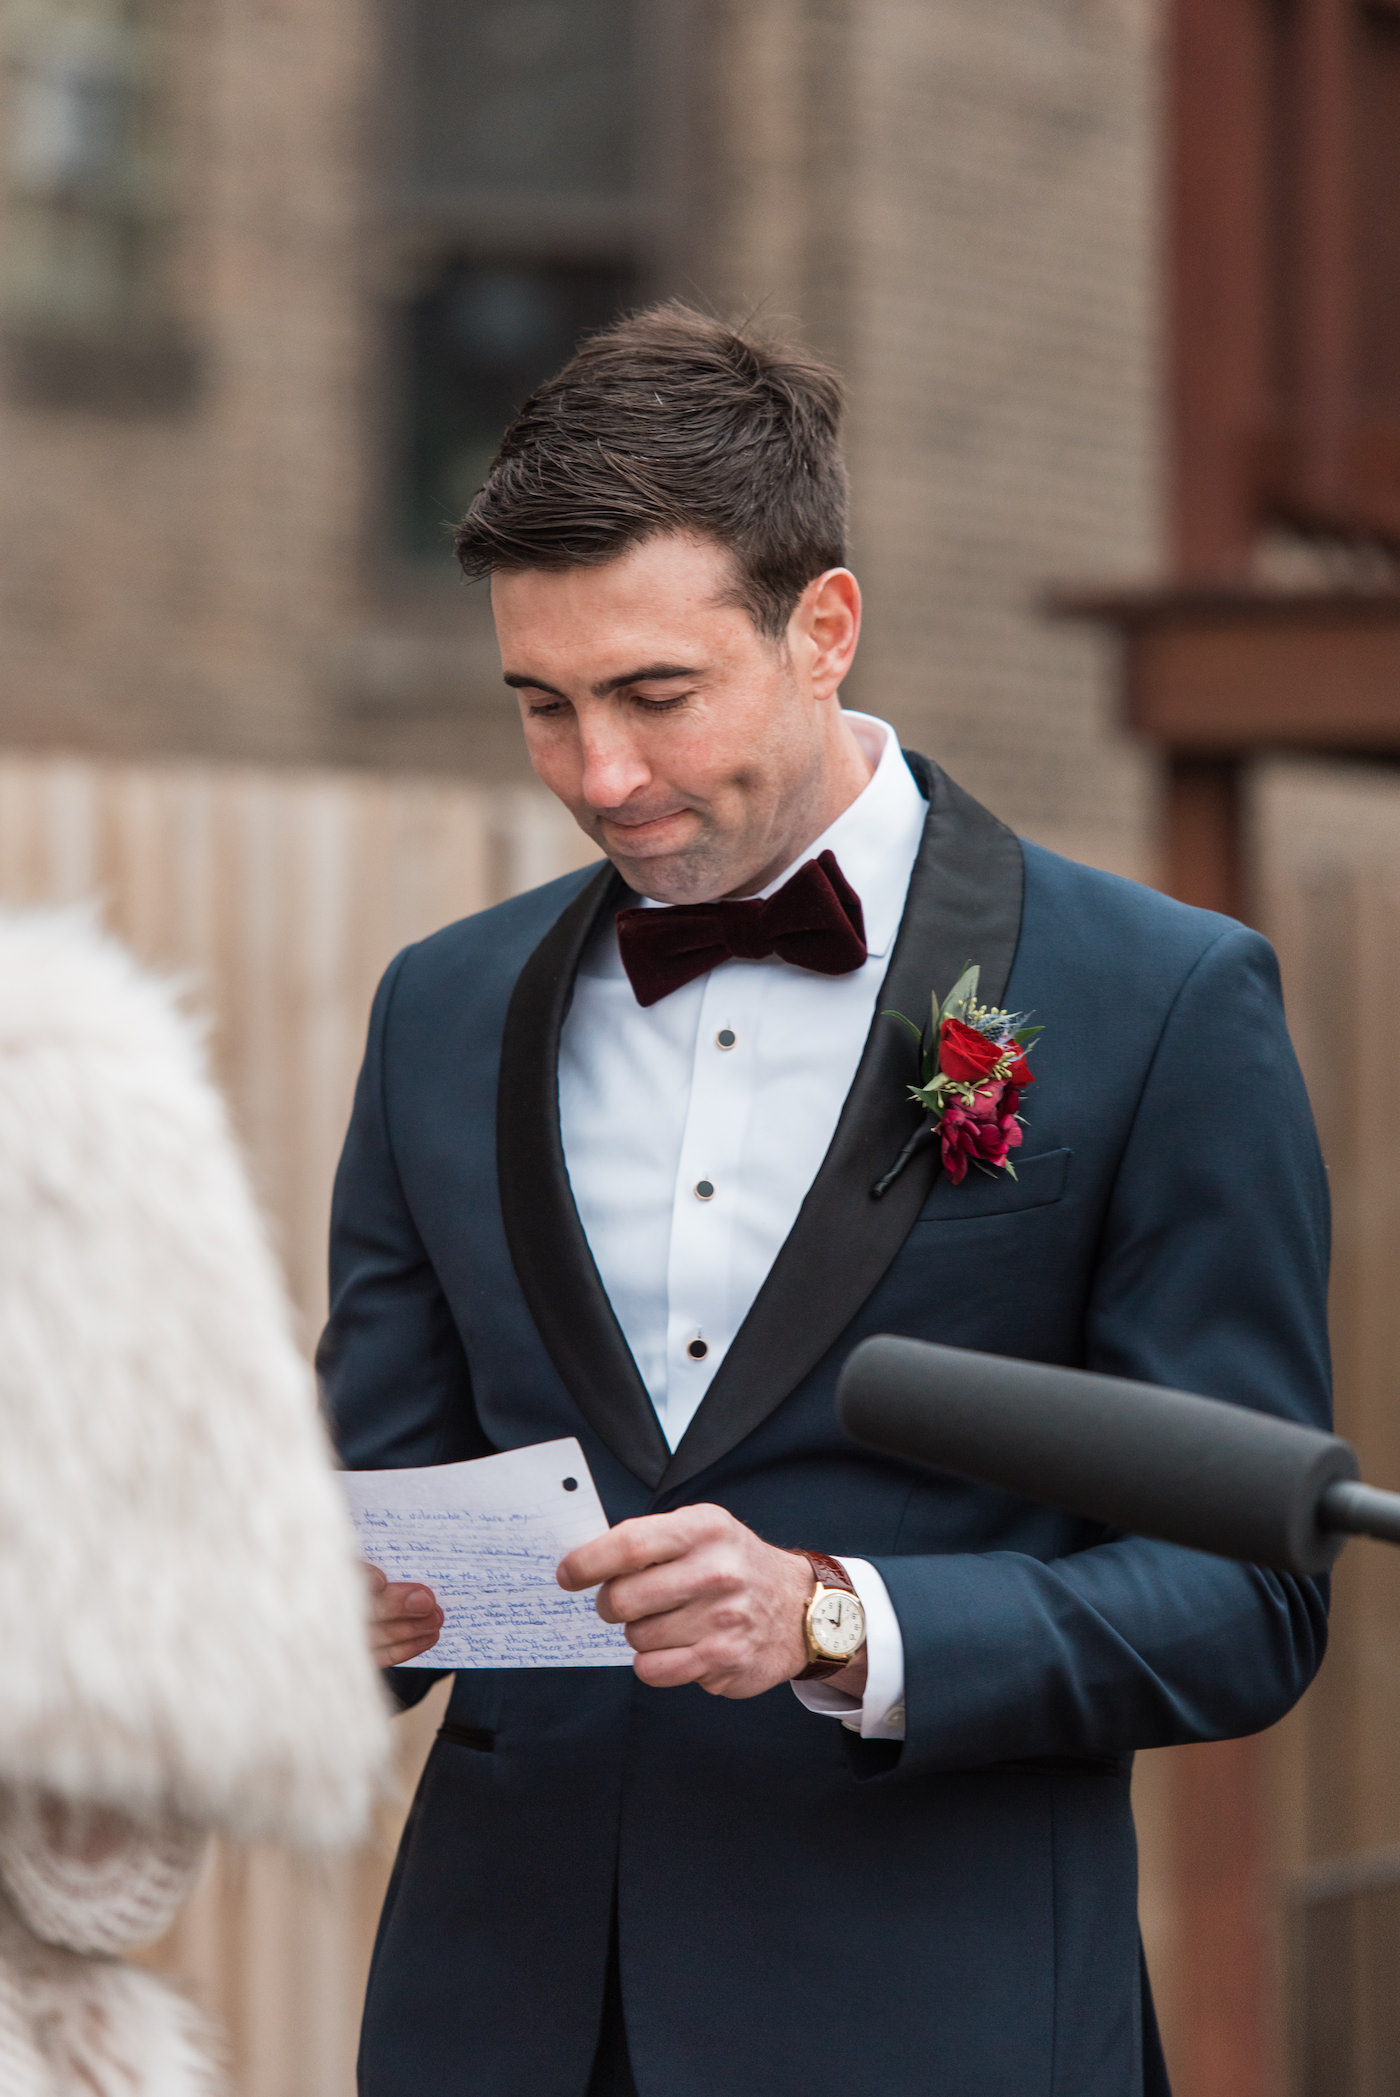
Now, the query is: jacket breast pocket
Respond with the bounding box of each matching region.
[914,1146,1072,1223]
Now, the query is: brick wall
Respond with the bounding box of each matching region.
[0,0,1165,869]
[0,0,373,766]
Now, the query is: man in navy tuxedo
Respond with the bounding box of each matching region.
[322,304,1331,2097]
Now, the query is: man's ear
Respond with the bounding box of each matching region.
[790,569,862,701]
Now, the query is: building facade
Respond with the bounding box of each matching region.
[0,0,1162,869]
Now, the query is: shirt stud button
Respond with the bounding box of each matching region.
[694,1179,715,1201]
[687,1337,709,1361]
[716,1028,737,1049]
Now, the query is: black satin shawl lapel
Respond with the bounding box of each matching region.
[497,862,672,1488]
[661,758,1025,1493]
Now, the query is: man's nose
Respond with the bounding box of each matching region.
[577,719,652,810]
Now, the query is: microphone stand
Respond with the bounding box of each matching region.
[1319,1480,1400,1548]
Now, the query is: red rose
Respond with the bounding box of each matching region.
[938,1080,1024,1185]
[938,1017,1003,1085]
[1004,1042,1035,1089]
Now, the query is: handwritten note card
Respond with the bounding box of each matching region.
[341,1439,631,1669]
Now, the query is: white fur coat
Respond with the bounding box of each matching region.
[0,910,391,2092]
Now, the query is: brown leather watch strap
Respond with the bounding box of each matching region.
[794,1549,862,1681]
[802,1549,855,1598]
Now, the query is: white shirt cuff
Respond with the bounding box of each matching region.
[789,1556,906,1740]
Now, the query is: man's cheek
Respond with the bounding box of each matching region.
[520,722,579,800]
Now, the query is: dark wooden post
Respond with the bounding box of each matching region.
[1167,0,1269,578]
[1162,753,1270,2097]
[1164,756,1246,923]
[1173,1740,1272,2097]
[1291,0,1356,522]
[1164,6,1274,2087]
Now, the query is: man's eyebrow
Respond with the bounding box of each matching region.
[591,663,699,697]
[502,664,700,700]
[503,672,568,698]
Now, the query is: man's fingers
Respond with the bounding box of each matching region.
[557,1506,733,1592]
[372,1579,439,1621]
[631,1644,712,1690]
[595,1569,703,1625]
[595,1553,736,1626]
[376,1627,444,1667]
[558,1519,669,1591]
[367,1575,445,1669]
[375,1605,444,1641]
[619,1601,723,1653]
[558,1516,692,1593]
[376,1595,445,1632]
[371,1597,445,1665]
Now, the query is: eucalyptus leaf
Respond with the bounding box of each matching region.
[882,1008,925,1048]
[938,963,980,1024]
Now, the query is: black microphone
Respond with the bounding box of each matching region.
[836,1336,1400,1576]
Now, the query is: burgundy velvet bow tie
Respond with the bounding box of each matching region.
[615,849,868,1008]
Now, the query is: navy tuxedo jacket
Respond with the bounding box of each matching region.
[322,758,1331,2097]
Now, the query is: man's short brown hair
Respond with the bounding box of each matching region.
[453,302,849,640]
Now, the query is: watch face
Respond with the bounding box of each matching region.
[809,1587,866,1661]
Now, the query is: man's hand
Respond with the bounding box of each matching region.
[364,1562,444,1669]
[557,1504,860,1700]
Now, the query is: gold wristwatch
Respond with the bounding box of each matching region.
[795,1549,867,1681]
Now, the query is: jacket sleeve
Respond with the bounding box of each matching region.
[868,924,1333,1779]
[317,949,488,1709]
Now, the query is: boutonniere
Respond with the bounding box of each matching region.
[871,964,1042,1199]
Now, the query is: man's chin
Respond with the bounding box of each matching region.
[602,838,731,906]
[611,859,708,905]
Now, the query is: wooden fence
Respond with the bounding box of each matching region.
[0,752,595,2097]
[1254,760,1400,2097]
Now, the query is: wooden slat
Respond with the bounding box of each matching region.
[1255,758,1400,2097]
[0,751,594,2097]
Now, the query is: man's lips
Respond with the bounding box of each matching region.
[597,808,695,846]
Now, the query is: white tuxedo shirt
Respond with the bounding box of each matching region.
[559,712,926,1740]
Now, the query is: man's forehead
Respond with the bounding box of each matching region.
[493,540,753,687]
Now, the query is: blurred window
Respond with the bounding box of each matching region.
[386,0,684,564]
[403,258,634,557]
[0,0,194,407]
